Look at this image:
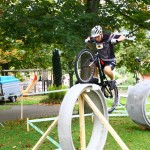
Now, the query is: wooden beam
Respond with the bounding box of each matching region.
[32,117,58,150]
[78,96,86,150]
[82,93,129,150]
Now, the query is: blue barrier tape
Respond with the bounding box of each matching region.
[27,120,61,149]
[23,89,69,96]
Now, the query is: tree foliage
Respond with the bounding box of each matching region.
[116,31,150,74]
[0,0,150,81]
[0,0,56,70]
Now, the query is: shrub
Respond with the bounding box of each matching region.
[41,85,67,104]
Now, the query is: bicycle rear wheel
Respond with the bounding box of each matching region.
[75,49,95,83]
[101,84,118,113]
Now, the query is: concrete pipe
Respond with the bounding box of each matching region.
[126,81,150,128]
[58,84,108,150]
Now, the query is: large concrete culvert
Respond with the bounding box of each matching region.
[126,81,150,129]
[58,84,108,150]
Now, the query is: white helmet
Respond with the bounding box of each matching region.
[91,25,102,37]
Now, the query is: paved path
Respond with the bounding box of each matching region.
[0,105,60,122]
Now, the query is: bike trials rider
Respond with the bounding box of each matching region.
[85,25,125,89]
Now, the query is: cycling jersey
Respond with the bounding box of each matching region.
[94,33,121,59]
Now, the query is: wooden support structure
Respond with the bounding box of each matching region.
[21,95,24,120]
[82,93,129,150]
[27,118,29,132]
[31,84,129,150]
[78,95,86,149]
[32,117,58,150]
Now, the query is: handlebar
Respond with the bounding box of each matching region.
[86,33,116,44]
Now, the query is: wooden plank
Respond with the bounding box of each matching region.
[82,93,129,150]
[32,117,58,150]
[27,118,29,132]
[78,96,86,150]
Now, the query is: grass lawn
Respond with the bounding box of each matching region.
[0,105,12,111]
[1,94,150,150]
[0,95,48,110]
[0,96,46,112]
[0,116,150,150]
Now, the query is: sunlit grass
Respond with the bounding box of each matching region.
[0,117,150,150]
[0,95,48,106]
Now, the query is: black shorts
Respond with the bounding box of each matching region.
[101,60,116,70]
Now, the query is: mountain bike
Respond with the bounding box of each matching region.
[75,37,118,113]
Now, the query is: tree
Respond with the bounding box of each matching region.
[116,30,150,74]
[1,0,149,77]
[0,0,56,71]
[51,0,91,87]
[52,49,62,87]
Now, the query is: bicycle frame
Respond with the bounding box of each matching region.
[91,50,108,86]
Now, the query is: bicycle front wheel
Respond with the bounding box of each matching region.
[75,49,95,83]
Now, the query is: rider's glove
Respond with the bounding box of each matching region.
[111,39,118,44]
[85,37,95,43]
[85,37,91,43]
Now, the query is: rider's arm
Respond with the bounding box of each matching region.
[85,37,95,43]
[85,37,91,43]
[111,35,126,44]
[117,35,126,42]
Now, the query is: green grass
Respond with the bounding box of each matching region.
[0,105,12,111]
[0,96,49,111]
[0,95,48,106]
[0,116,150,150]
[0,93,149,149]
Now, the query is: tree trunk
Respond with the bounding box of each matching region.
[86,0,100,13]
[83,0,100,113]
[69,71,74,88]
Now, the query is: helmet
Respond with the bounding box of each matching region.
[91,25,102,37]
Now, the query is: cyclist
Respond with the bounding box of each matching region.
[85,25,125,89]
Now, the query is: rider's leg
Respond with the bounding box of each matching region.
[103,66,114,80]
[103,63,116,90]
